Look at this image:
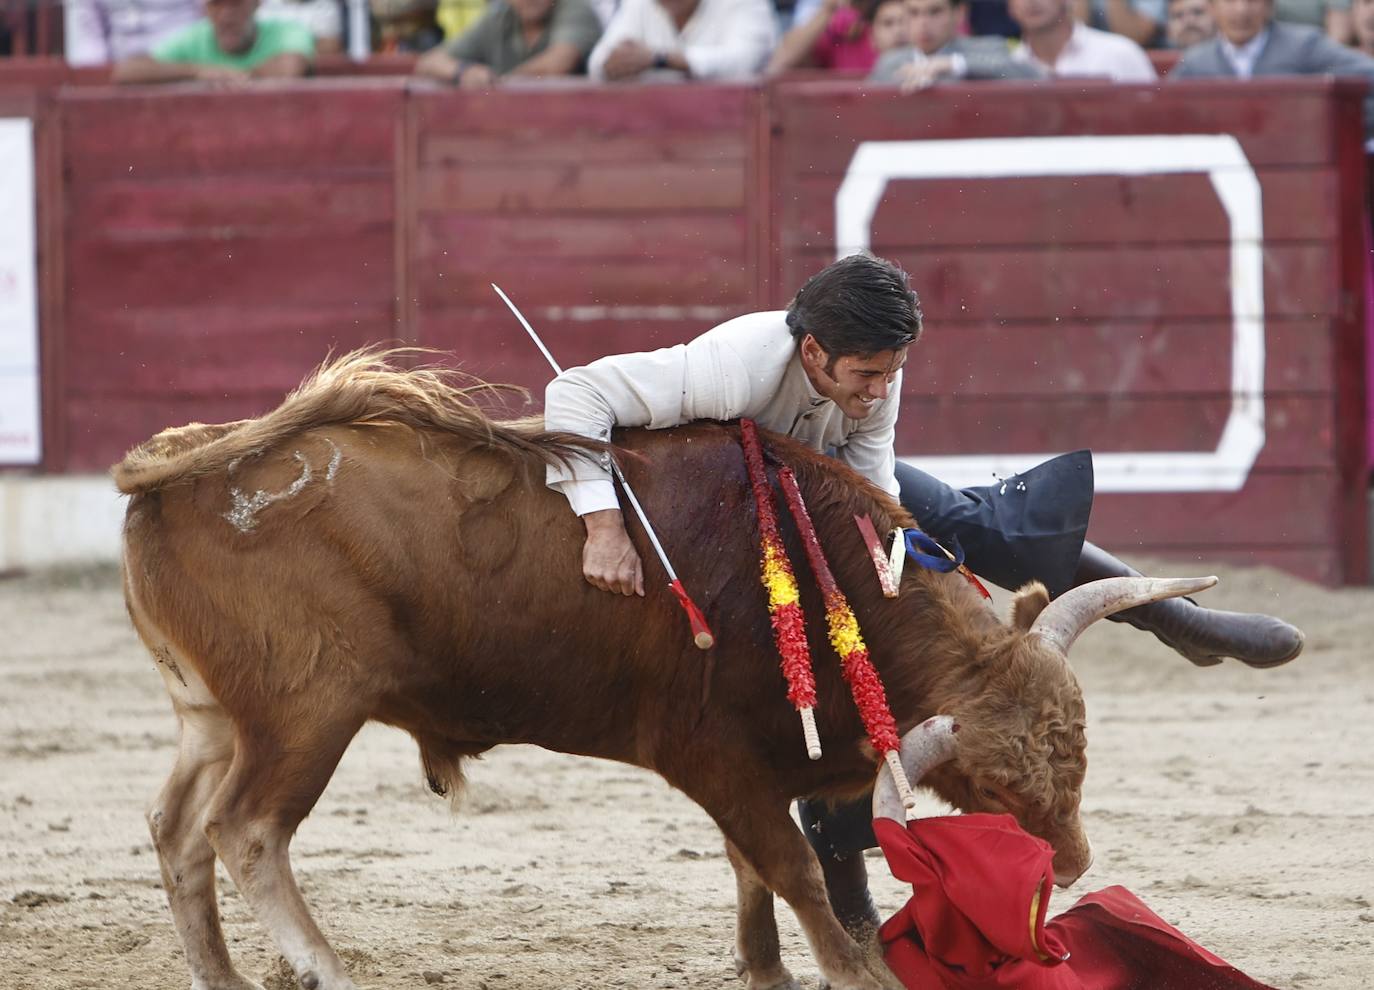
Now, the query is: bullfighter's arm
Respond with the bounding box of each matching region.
[835,368,902,498]
[544,337,756,515]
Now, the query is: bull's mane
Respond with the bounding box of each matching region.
[772,436,919,542]
[111,347,607,495]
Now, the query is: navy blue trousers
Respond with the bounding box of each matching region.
[799,451,1094,860]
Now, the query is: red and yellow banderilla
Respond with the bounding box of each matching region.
[740,419,918,812]
[740,419,822,758]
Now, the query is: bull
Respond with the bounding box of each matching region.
[115,351,1211,990]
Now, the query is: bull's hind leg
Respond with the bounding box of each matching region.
[205,711,365,990]
[725,839,800,990]
[151,704,263,990]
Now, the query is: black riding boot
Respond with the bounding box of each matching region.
[1073,542,1304,668]
[796,798,881,936]
[818,851,880,935]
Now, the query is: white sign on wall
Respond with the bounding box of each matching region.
[0,118,41,466]
[836,135,1265,493]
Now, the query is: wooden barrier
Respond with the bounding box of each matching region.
[0,75,1366,582]
[403,82,765,391]
[54,80,405,471]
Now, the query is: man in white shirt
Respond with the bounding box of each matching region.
[544,253,1303,934]
[587,0,777,81]
[1009,0,1159,78]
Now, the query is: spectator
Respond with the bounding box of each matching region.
[775,0,801,28]
[438,0,488,39]
[64,0,202,65]
[587,0,776,81]
[968,0,1021,34]
[870,0,1045,84]
[767,0,910,75]
[113,0,313,81]
[1270,0,1347,35]
[1353,0,1374,52]
[588,0,619,23]
[1008,0,1158,77]
[1076,0,1165,47]
[415,0,602,85]
[259,0,343,53]
[1172,0,1374,136]
[1167,0,1215,45]
[371,0,443,51]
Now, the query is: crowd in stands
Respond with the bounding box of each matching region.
[1,0,1372,136]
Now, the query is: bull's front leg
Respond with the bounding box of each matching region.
[724,839,799,990]
[713,800,885,990]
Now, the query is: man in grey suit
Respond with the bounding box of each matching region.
[1173,0,1374,136]
[870,0,1044,87]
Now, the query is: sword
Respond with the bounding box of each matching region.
[491,283,715,650]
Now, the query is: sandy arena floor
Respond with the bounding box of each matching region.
[1,558,1371,989]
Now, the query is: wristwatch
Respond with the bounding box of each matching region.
[651,51,669,70]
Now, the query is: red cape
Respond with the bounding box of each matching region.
[875,815,1277,990]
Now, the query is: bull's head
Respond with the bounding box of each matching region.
[912,575,1217,887]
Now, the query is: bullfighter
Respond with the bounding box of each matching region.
[542,251,1305,935]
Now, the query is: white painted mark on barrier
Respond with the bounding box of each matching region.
[834,135,1264,493]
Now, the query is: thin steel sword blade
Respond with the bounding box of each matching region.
[490,283,713,648]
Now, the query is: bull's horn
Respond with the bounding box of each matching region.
[873,715,959,822]
[1029,575,1219,656]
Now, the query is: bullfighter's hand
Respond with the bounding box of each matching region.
[581,509,646,597]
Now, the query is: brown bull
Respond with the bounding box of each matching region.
[116,351,1211,990]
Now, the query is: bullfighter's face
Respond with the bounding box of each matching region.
[800,335,908,421]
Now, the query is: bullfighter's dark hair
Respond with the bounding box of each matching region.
[785,253,923,357]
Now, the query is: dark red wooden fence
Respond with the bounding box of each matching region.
[0,75,1367,583]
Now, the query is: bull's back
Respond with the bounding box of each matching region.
[121,423,717,763]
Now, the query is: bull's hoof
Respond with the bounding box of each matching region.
[815,976,882,990]
[188,978,265,990]
[733,950,801,990]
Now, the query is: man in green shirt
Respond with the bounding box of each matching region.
[113,0,314,84]
[414,0,603,87]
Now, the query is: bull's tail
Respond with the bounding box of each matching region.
[111,347,605,496]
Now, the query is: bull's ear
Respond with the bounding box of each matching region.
[1010,581,1052,631]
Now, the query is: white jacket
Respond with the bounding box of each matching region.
[544,310,903,515]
